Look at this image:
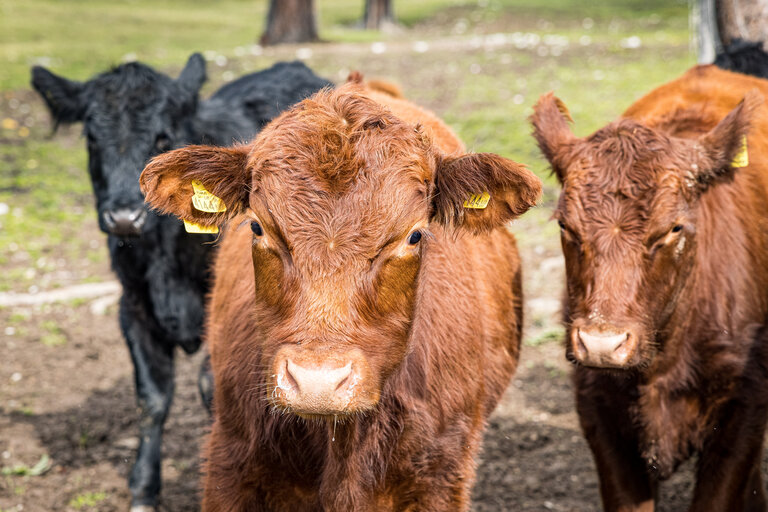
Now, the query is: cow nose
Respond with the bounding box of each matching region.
[275,359,357,415]
[103,208,146,236]
[573,328,637,368]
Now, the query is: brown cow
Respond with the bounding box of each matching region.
[140,78,541,511]
[531,64,768,511]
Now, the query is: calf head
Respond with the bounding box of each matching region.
[141,83,541,417]
[531,91,760,369]
[32,54,206,236]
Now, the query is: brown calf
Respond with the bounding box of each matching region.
[141,79,541,511]
[531,64,768,511]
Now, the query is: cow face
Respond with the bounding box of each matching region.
[32,54,206,236]
[531,92,759,369]
[141,84,541,417]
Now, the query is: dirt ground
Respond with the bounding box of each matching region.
[1,289,738,512]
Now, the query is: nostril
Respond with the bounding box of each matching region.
[613,332,629,352]
[576,335,588,358]
[131,209,147,228]
[282,360,300,392]
[103,211,116,228]
[334,371,352,392]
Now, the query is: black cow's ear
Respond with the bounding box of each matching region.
[30,66,86,129]
[177,53,207,99]
[140,144,251,228]
[430,152,542,233]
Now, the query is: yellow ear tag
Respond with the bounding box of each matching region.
[463,191,491,209]
[184,220,219,234]
[191,180,227,213]
[732,136,748,168]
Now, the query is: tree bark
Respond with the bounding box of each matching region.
[261,0,319,46]
[694,0,721,63]
[716,0,768,48]
[363,0,395,30]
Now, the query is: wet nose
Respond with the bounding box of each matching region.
[274,358,357,415]
[103,208,146,236]
[573,328,637,368]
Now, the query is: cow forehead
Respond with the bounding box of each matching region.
[258,165,427,262]
[561,122,688,229]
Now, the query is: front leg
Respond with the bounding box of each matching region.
[576,370,656,512]
[120,293,175,511]
[690,398,768,511]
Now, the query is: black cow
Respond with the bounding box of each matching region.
[715,38,768,78]
[31,55,332,511]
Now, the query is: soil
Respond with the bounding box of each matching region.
[0,299,734,512]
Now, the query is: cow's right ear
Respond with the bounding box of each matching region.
[31,67,86,129]
[530,92,577,183]
[140,144,251,227]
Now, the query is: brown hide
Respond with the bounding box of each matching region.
[532,65,768,511]
[141,80,540,511]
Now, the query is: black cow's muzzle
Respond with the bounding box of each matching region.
[102,208,147,237]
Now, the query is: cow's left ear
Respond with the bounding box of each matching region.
[694,90,762,187]
[431,152,542,232]
[140,144,251,228]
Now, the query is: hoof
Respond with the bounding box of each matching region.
[130,506,157,512]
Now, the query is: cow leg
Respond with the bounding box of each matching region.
[690,403,768,512]
[120,294,175,511]
[198,351,214,414]
[576,374,656,512]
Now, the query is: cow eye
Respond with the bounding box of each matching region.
[408,231,422,245]
[251,221,263,236]
[671,224,683,233]
[557,220,566,230]
[155,133,172,152]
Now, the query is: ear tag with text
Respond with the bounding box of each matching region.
[463,191,491,209]
[184,220,218,234]
[732,136,748,168]
[191,180,227,213]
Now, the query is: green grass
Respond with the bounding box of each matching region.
[1,454,51,477]
[40,320,67,347]
[0,0,688,90]
[68,491,108,510]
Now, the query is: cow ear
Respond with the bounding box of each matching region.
[693,90,762,188]
[140,144,250,227]
[430,152,542,233]
[530,92,577,183]
[30,66,86,129]
[177,53,207,99]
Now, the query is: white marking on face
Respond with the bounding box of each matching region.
[675,233,686,258]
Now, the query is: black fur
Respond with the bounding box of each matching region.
[714,38,768,79]
[31,55,332,510]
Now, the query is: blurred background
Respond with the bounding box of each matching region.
[0,0,752,510]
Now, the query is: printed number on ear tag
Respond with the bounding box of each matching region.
[184,220,219,234]
[463,191,491,209]
[191,180,227,213]
[732,136,748,168]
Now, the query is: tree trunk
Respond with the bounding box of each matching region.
[694,0,722,63]
[261,0,319,46]
[363,0,395,30]
[716,0,768,48]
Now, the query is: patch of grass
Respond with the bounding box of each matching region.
[68,491,108,510]
[525,327,565,346]
[1,454,51,477]
[40,320,66,347]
